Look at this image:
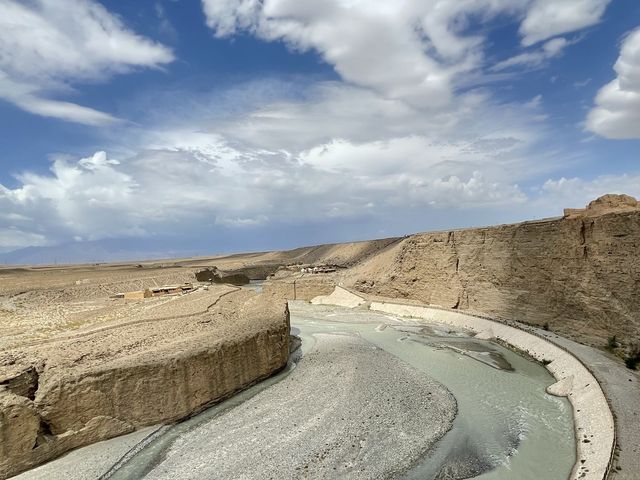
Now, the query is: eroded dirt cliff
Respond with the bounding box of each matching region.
[345,197,640,346]
[0,288,289,479]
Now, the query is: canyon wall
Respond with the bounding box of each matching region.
[346,203,640,346]
[0,291,290,479]
[263,276,335,301]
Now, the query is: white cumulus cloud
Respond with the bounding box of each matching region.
[0,126,534,248]
[538,174,640,209]
[202,0,523,108]
[586,27,640,139]
[201,0,613,103]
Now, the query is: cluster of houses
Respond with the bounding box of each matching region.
[112,283,196,300]
[300,265,337,274]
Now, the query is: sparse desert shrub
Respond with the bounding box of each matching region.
[624,343,640,370]
[606,335,618,351]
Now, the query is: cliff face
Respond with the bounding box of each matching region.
[347,208,640,345]
[263,276,335,301]
[0,291,290,479]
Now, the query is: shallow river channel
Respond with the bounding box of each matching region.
[108,300,575,479]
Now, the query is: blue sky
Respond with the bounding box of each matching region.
[0,0,639,262]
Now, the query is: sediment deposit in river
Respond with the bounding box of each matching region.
[123,331,458,479]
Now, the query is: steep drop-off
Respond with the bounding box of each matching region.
[345,197,640,346]
[0,290,290,479]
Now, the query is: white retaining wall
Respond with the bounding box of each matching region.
[311,287,615,480]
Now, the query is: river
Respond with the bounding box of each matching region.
[106,300,575,479]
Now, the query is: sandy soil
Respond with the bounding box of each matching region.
[0,265,199,349]
[0,260,291,479]
[0,237,394,350]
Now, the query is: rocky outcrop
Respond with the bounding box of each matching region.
[564,193,640,218]
[195,267,251,285]
[346,195,640,346]
[0,290,290,479]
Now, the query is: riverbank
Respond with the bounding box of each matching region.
[316,287,614,480]
[134,332,457,479]
[528,327,640,479]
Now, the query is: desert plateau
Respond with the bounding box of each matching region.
[0,195,638,480]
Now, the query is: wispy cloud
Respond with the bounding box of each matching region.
[491,38,569,71]
[574,78,592,88]
[0,0,174,125]
[519,0,612,46]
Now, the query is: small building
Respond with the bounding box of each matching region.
[301,265,337,274]
[150,283,195,296]
[112,283,194,300]
[113,289,152,300]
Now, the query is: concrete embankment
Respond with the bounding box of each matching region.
[311,286,366,308]
[315,287,615,480]
[0,290,290,479]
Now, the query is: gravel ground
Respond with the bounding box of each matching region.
[11,426,162,480]
[144,332,457,480]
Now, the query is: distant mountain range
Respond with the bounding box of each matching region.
[0,239,207,266]
[0,224,374,266]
